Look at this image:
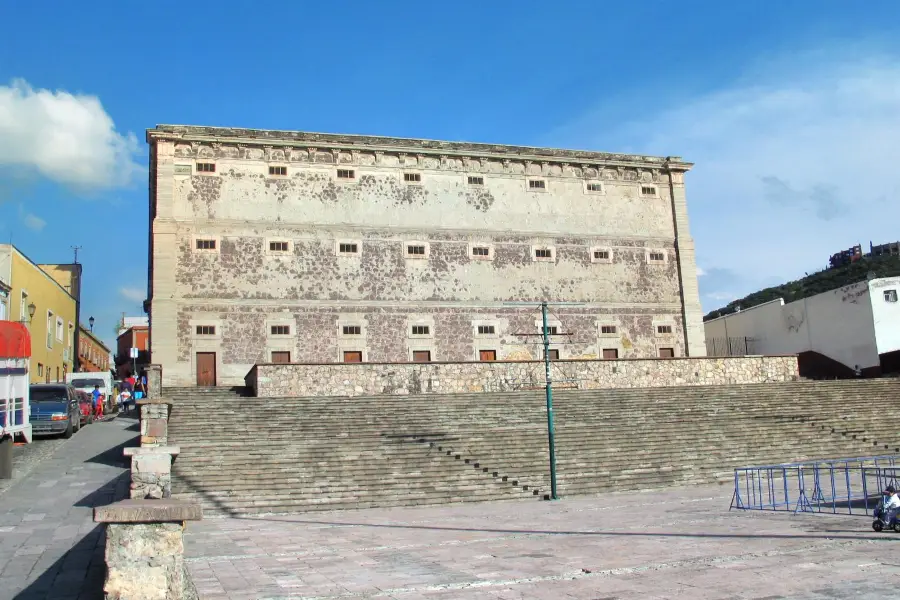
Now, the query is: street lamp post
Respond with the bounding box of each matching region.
[89,316,95,332]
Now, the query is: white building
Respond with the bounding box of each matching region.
[704,276,900,377]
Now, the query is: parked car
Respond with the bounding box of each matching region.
[29,384,82,438]
[76,390,94,427]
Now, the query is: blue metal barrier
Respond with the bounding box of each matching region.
[731,455,900,515]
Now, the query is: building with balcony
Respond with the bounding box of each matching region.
[78,325,111,373]
[0,245,77,383]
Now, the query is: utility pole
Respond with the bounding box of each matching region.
[540,301,559,500]
[71,246,83,372]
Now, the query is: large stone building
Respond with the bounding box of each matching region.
[146,125,705,386]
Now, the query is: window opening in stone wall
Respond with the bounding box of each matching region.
[477,325,496,335]
[542,326,559,335]
[528,179,546,190]
[535,248,553,259]
[342,325,361,336]
[337,169,355,179]
[196,239,217,250]
[885,289,898,302]
[603,348,619,359]
[594,250,610,260]
[468,176,484,185]
[412,350,432,362]
[479,350,497,362]
[404,172,422,183]
[586,182,603,192]
[601,325,617,334]
[271,351,291,364]
[407,245,426,256]
[339,243,359,254]
[658,347,675,358]
[545,349,560,361]
[649,251,665,262]
[270,325,290,335]
[641,185,656,196]
[196,162,216,173]
[472,246,490,257]
[196,325,216,335]
[269,241,289,253]
[411,325,430,335]
[268,165,287,176]
[657,325,673,334]
[343,351,363,363]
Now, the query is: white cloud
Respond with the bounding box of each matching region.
[695,267,706,277]
[119,287,145,302]
[550,48,900,313]
[17,204,46,231]
[0,79,142,190]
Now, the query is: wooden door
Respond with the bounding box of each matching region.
[412,350,431,363]
[343,351,362,363]
[271,351,291,364]
[196,352,217,386]
[479,350,496,362]
[602,348,619,359]
[545,349,559,361]
[658,347,675,358]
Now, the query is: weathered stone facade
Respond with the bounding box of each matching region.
[247,355,799,398]
[147,125,706,386]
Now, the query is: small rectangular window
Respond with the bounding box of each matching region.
[337,169,355,179]
[657,325,673,334]
[594,250,610,260]
[271,351,291,364]
[649,251,665,262]
[342,325,361,336]
[472,246,490,257]
[196,162,216,173]
[404,172,422,183]
[542,326,559,335]
[407,245,426,256]
[196,325,216,335]
[528,179,546,190]
[545,349,560,361]
[270,325,290,335]
[641,185,657,196]
[884,289,898,303]
[477,325,496,335]
[603,348,619,359]
[268,165,287,176]
[586,182,603,192]
[467,176,484,186]
[412,350,432,363]
[479,350,497,362]
[37,363,43,377]
[658,347,675,358]
[339,243,359,254]
[269,241,289,253]
[343,351,363,363]
[412,325,430,336]
[535,248,553,259]
[601,325,617,334]
[196,239,217,250]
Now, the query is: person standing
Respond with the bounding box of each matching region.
[134,376,146,402]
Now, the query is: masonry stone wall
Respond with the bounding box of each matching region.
[247,356,799,398]
[148,126,705,386]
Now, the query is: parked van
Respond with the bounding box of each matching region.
[66,372,114,412]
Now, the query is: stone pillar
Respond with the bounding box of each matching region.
[138,399,173,447]
[125,446,180,499]
[147,364,163,400]
[664,161,707,357]
[94,499,202,600]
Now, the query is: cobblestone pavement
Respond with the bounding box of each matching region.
[184,485,900,600]
[0,417,137,600]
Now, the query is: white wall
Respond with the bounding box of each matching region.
[704,281,880,369]
[869,277,900,355]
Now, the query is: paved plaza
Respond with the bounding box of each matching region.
[184,486,900,600]
[0,416,136,600]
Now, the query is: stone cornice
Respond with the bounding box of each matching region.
[146,125,692,173]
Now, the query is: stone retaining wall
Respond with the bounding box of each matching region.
[246,355,799,398]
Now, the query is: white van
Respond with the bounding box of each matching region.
[66,372,114,411]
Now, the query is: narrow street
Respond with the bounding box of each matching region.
[0,416,137,600]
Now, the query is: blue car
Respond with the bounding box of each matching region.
[29,384,82,438]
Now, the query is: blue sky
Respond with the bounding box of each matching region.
[2,1,899,351]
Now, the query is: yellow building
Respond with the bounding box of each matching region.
[0,244,77,383]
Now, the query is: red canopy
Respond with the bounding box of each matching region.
[0,322,31,359]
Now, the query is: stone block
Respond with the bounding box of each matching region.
[94,499,203,524]
[146,418,168,438]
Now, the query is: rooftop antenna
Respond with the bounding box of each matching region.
[71,246,82,265]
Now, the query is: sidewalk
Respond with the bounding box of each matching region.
[0,417,137,600]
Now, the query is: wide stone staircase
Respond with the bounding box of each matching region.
[165,379,900,515]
